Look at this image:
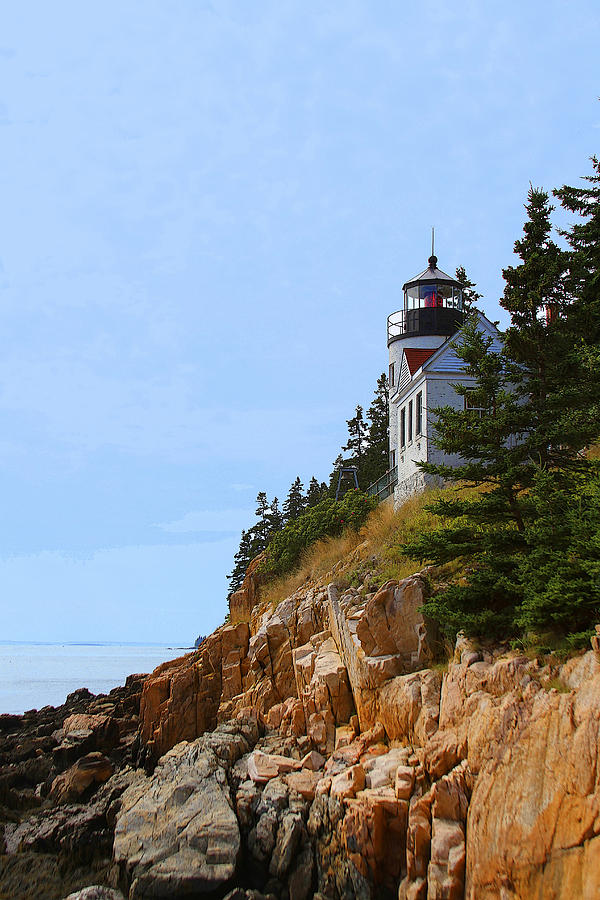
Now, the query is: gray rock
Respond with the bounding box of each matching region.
[63,888,125,900]
[114,730,251,898]
[256,776,289,817]
[270,812,304,879]
[248,808,278,861]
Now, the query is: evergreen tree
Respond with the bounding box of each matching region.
[226,528,257,598]
[253,491,273,552]
[283,477,306,522]
[306,476,327,507]
[515,466,600,636]
[403,183,600,638]
[361,373,389,488]
[554,155,600,345]
[552,156,600,451]
[268,497,284,534]
[455,266,482,313]
[342,405,368,484]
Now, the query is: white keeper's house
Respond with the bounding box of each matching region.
[372,252,502,508]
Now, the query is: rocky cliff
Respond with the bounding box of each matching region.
[2,553,600,900]
[130,558,600,899]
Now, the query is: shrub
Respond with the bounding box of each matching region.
[262,490,378,579]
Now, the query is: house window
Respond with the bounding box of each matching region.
[389,362,395,387]
[416,391,423,435]
[400,408,406,448]
[390,449,396,470]
[408,400,413,443]
[464,391,491,418]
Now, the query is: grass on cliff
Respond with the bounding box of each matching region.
[261,485,466,608]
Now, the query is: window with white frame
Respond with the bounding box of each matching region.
[464,391,492,417]
[416,391,423,435]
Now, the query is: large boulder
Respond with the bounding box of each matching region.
[328,578,439,730]
[114,721,259,898]
[49,752,114,804]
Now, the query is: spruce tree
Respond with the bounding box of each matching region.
[554,155,600,345]
[361,373,390,488]
[227,528,257,598]
[253,491,273,553]
[268,497,284,535]
[455,266,482,313]
[283,477,306,522]
[342,405,368,484]
[306,476,327,507]
[403,183,600,639]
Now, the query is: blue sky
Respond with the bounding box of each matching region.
[0,1,598,642]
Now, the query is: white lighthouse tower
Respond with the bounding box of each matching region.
[383,247,502,506]
[387,250,464,504]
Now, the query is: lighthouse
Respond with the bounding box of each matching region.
[387,252,464,382]
[384,250,501,506]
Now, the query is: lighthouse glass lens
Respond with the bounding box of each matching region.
[420,284,437,307]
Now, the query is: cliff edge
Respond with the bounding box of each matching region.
[127,556,600,899]
[2,550,599,899]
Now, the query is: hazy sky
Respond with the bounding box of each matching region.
[1,1,598,642]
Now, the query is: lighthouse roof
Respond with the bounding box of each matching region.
[402,255,460,290]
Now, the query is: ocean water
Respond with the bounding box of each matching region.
[0,642,188,715]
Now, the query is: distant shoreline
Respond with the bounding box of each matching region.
[0,640,192,648]
[0,643,189,716]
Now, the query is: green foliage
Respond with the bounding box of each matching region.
[360,373,390,488]
[328,373,390,493]
[405,172,600,641]
[455,265,482,313]
[306,476,328,507]
[262,490,378,578]
[227,491,286,598]
[515,467,600,634]
[283,476,307,522]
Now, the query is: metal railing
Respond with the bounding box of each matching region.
[387,307,463,345]
[366,468,398,502]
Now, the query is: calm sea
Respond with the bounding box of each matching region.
[0,642,188,715]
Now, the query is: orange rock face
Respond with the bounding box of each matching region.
[465,656,600,899]
[136,554,600,900]
[228,552,266,624]
[139,621,251,760]
[138,574,330,762]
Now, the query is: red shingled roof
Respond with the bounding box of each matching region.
[404,347,436,375]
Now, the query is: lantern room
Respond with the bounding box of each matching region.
[387,254,463,346]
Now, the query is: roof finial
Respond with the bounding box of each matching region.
[428,227,437,269]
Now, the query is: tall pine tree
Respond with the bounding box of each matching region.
[227,528,255,598]
[455,266,482,313]
[361,373,390,488]
[306,476,327,507]
[269,497,284,534]
[283,477,306,522]
[403,184,600,638]
[342,405,368,485]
